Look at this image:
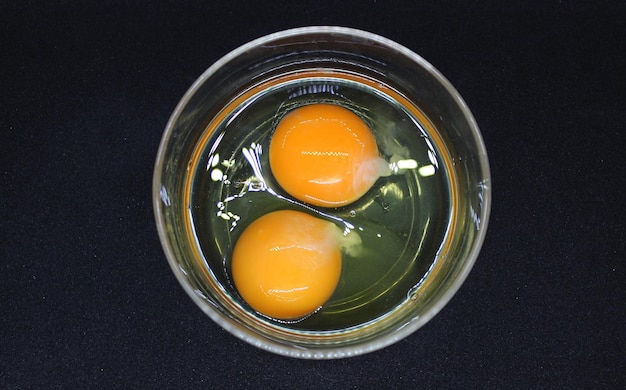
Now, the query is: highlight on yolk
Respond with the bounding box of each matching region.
[231,210,343,320]
[269,104,388,207]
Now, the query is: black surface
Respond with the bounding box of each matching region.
[2,1,625,388]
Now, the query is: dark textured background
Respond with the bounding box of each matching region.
[2,1,625,388]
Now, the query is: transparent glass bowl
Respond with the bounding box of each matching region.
[153,26,491,359]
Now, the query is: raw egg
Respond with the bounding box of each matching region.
[269,104,388,207]
[231,210,343,320]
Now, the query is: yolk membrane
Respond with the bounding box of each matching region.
[231,210,343,320]
[269,104,387,207]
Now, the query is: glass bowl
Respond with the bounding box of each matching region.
[153,26,491,359]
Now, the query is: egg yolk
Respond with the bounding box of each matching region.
[269,104,387,207]
[231,210,342,320]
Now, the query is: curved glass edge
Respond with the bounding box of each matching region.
[152,26,492,359]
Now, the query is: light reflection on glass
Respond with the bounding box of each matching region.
[418,165,436,177]
[160,185,171,207]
